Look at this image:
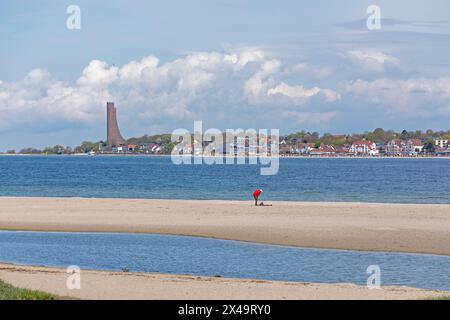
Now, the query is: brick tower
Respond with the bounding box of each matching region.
[106,102,125,146]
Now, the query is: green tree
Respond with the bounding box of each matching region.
[400,130,410,141]
[74,141,98,153]
[423,141,435,153]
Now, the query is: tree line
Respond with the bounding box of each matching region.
[6,128,450,154]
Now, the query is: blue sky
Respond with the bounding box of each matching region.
[1,0,450,150]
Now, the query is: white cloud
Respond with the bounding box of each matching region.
[345,50,400,73]
[77,60,118,88]
[2,47,449,136]
[244,59,281,103]
[268,82,321,98]
[293,63,333,80]
[0,49,275,132]
[268,82,320,102]
[267,82,340,104]
[243,60,339,106]
[232,48,265,68]
[343,77,450,114]
[118,56,159,85]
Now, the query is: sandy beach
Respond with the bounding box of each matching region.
[1,197,450,299]
[0,197,449,256]
[0,263,447,300]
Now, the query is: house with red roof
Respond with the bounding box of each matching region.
[310,145,336,156]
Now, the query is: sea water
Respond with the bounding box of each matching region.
[1,155,450,203]
[0,231,449,290]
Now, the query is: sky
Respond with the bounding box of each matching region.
[1,0,450,151]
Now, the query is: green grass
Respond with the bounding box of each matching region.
[431,296,450,300]
[0,279,62,300]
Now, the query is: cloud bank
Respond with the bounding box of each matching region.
[1,48,450,137]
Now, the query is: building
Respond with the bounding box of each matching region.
[106,102,125,146]
[335,145,351,155]
[127,144,138,152]
[384,139,402,156]
[112,146,124,153]
[294,143,315,154]
[112,144,139,153]
[309,145,335,156]
[435,146,450,155]
[384,139,423,156]
[349,140,379,156]
[434,139,449,148]
[279,145,293,154]
[405,139,424,155]
[140,143,160,153]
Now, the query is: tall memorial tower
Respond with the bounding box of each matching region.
[106,102,125,146]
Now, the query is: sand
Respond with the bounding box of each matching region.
[0,197,449,256]
[1,197,450,299]
[0,263,447,300]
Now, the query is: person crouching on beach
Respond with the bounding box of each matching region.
[253,189,263,206]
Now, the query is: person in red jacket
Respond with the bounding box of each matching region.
[253,189,263,206]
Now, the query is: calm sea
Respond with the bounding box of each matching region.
[0,155,449,203]
[1,231,449,290]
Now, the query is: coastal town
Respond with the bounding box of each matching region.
[5,130,450,157]
[3,103,450,157]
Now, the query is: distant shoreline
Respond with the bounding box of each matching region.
[1,153,450,159]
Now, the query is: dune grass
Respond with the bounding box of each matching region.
[0,279,62,300]
[432,296,450,300]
